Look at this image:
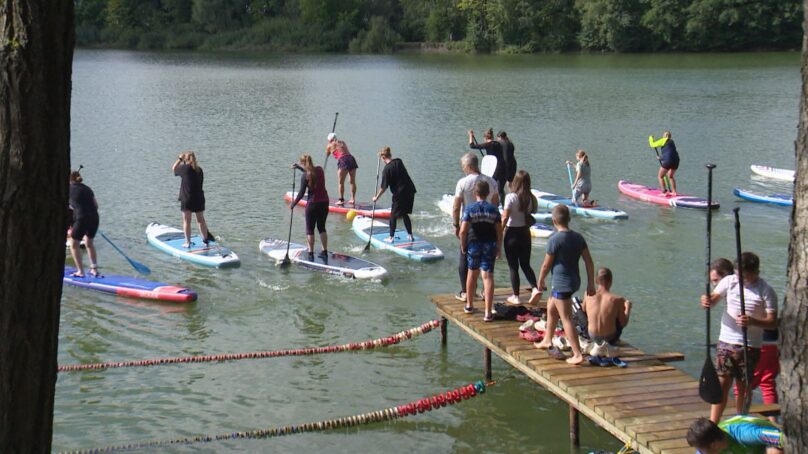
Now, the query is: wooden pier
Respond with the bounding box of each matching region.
[432,289,778,454]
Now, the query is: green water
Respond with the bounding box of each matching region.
[56,50,799,453]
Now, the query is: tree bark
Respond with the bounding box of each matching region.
[781,1,808,451]
[0,1,74,452]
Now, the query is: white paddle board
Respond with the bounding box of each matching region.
[351,215,444,262]
[750,165,795,182]
[259,238,387,279]
[146,223,240,268]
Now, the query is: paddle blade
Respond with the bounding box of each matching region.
[129,259,151,275]
[481,155,497,177]
[206,231,216,242]
[699,357,723,404]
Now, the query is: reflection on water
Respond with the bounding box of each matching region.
[56,49,797,453]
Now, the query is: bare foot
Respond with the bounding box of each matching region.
[348,199,356,206]
[534,341,552,350]
[566,354,585,365]
[383,237,394,243]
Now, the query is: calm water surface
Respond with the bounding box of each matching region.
[56,50,799,453]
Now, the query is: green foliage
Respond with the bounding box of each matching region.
[73,0,803,53]
[349,15,402,52]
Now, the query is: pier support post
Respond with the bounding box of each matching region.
[569,405,580,447]
[440,317,447,346]
[484,347,492,380]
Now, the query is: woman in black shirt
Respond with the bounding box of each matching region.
[68,170,100,277]
[172,151,210,248]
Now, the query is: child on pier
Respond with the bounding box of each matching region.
[459,180,502,322]
[535,205,595,365]
[686,416,782,454]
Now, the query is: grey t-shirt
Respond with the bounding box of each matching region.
[546,230,588,293]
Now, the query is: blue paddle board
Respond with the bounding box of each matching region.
[733,188,793,207]
[63,267,197,302]
[351,216,444,262]
[259,238,387,279]
[146,223,240,268]
[532,190,628,220]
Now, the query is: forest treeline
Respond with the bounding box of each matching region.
[76,0,802,53]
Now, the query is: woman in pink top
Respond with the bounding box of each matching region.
[325,132,358,206]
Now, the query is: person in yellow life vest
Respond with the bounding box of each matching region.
[649,131,680,196]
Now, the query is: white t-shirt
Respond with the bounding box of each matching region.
[504,192,535,227]
[454,173,498,208]
[714,274,777,348]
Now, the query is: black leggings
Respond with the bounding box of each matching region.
[389,215,412,238]
[305,201,329,235]
[504,226,537,294]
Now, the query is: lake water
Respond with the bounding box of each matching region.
[56,50,799,453]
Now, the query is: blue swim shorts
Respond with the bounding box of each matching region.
[466,240,497,272]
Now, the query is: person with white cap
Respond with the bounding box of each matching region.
[325,132,358,206]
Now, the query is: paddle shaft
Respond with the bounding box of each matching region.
[97,230,150,275]
[566,162,576,205]
[283,168,295,264]
[733,207,752,414]
[324,112,339,169]
[365,157,383,250]
[705,164,715,356]
[471,136,484,157]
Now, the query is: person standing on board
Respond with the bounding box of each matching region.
[291,154,329,260]
[700,252,778,423]
[372,147,417,242]
[68,169,100,277]
[500,170,541,306]
[325,133,358,206]
[453,153,499,302]
[459,180,502,322]
[649,130,680,195]
[497,130,517,193]
[566,149,594,206]
[469,128,505,204]
[534,205,596,365]
[173,151,210,248]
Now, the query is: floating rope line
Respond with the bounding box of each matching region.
[58,320,441,372]
[58,380,494,454]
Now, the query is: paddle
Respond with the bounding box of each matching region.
[733,207,753,414]
[699,163,722,404]
[97,230,151,275]
[281,168,296,267]
[364,156,382,253]
[471,134,485,157]
[324,112,339,170]
[566,162,577,206]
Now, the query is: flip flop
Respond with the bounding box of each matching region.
[547,346,567,360]
[611,357,628,368]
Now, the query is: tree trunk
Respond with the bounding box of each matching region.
[0,1,74,452]
[781,1,808,451]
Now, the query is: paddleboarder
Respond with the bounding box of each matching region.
[291,154,329,260]
[469,128,505,204]
[700,252,778,422]
[497,130,517,192]
[566,149,594,206]
[325,133,358,207]
[173,151,210,249]
[372,147,416,242]
[649,130,680,195]
[68,169,100,277]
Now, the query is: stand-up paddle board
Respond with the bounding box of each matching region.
[437,194,553,238]
[63,267,197,302]
[481,155,497,177]
[733,188,793,207]
[259,239,387,279]
[750,165,795,182]
[617,180,719,210]
[146,223,240,267]
[531,190,629,220]
[284,192,392,219]
[351,215,444,262]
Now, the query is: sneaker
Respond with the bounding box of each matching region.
[506,295,521,306]
[455,291,467,302]
[483,314,494,322]
[528,288,541,305]
[463,305,474,314]
[552,336,571,352]
[518,320,535,332]
[335,198,345,206]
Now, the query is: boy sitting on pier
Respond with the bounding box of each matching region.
[582,267,631,344]
[686,416,782,454]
